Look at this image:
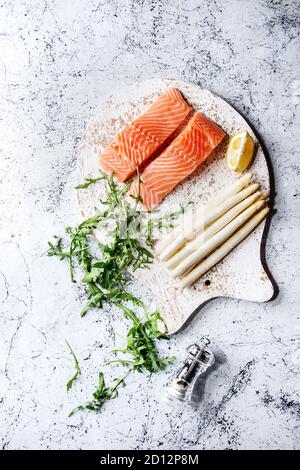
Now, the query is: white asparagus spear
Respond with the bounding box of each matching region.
[178,207,269,289]
[259,190,270,200]
[155,172,253,254]
[169,199,266,278]
[159,182,259,261]
[165,191,262,270]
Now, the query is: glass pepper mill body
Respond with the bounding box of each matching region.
[164,338,215,407]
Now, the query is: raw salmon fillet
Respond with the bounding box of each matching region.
[99,88,192,182]
[130,112,226,210]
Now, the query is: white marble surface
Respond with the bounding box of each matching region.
[0,0,299,450]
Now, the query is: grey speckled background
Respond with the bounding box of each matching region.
[0,0,300,450]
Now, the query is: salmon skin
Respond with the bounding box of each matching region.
[130,112,226,210]
[99,88,192,182]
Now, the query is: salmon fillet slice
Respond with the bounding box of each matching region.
[130,112,226,210]
[99,88,192,182]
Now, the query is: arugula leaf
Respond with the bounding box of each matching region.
[68,371,127,417]
[75,175,106,189]
[65,340,81,391]
[47,237,69,260]
[82,267,101,283]
[109,308,175,373]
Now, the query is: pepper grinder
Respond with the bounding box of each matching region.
[164,338,215,407]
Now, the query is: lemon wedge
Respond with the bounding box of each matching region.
[226,130,255,173]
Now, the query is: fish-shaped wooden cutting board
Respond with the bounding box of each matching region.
[77,78,276,334]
